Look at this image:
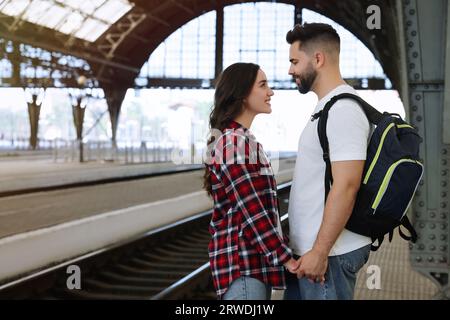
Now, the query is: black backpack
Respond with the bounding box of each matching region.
[311,93,423,251]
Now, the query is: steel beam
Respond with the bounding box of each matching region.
[214,4,224,80]
[402,0,450,297]
[443,1,450,144]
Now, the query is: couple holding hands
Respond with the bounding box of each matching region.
[204,23,371,300]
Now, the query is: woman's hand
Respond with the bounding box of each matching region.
[284,258,300,273]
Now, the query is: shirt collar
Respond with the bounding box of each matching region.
[225,120,256,140]
[228,120,247,131]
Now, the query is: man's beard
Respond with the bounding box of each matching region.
[294,64,317,94]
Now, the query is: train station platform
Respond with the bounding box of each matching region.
[0,158,202,196]
[354,233,439,300]
[0,151,297,196]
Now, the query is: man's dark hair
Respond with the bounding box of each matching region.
[286,23,340,54]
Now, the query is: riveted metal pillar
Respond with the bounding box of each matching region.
[444,1,450,144]
[395,0,411,119]
[401,0,450,297]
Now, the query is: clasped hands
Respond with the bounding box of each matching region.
[283,248,328,285]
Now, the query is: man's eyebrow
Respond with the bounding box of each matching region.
[258,79,267,84]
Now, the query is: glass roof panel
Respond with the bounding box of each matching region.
[0,0,133,42]
[0,0,30,16]
[75,18,109,42]
[22,0,54,24]
[58,11,84,35]
[93,0,131,24]
[76,0,105,15]
[59,0,96,13]
[30,4,69,29]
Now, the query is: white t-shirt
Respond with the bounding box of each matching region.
[288,84,372,256]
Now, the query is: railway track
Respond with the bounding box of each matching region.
[0,182,292,300]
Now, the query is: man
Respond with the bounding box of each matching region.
[285,23,372,300]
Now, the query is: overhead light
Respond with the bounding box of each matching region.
[77,75,87,86]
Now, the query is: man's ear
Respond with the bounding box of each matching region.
[314,51,325,68]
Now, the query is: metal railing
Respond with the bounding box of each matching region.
[0,137,56,151]
[51,140,205,164]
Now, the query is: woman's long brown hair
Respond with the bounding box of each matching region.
[203,62,260,197]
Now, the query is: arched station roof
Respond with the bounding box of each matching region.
[0,0,401,91]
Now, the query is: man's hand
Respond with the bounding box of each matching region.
[296,248,327,285]
[284,258,300,274]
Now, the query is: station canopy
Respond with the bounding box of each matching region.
[0,0,133,42]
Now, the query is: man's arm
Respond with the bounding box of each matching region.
[313,160,365,255]
[296,160,364,282]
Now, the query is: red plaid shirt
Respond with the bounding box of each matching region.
[206,120,292,297]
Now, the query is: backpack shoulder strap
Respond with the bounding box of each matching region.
[328,93,384,124]
[311,93,383,203]
[314,101,333,203]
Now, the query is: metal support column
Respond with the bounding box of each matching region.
[294,0,303,25]
[402,0,450,298]
[395,0,411,120]
[443,1,450,144]
[103,86,127,150]
[71,96,86,162]
[214,4,224,82]
[11,42,21,87]
[26,93,41,150]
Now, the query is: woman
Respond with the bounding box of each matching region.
[203,62,298,300]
